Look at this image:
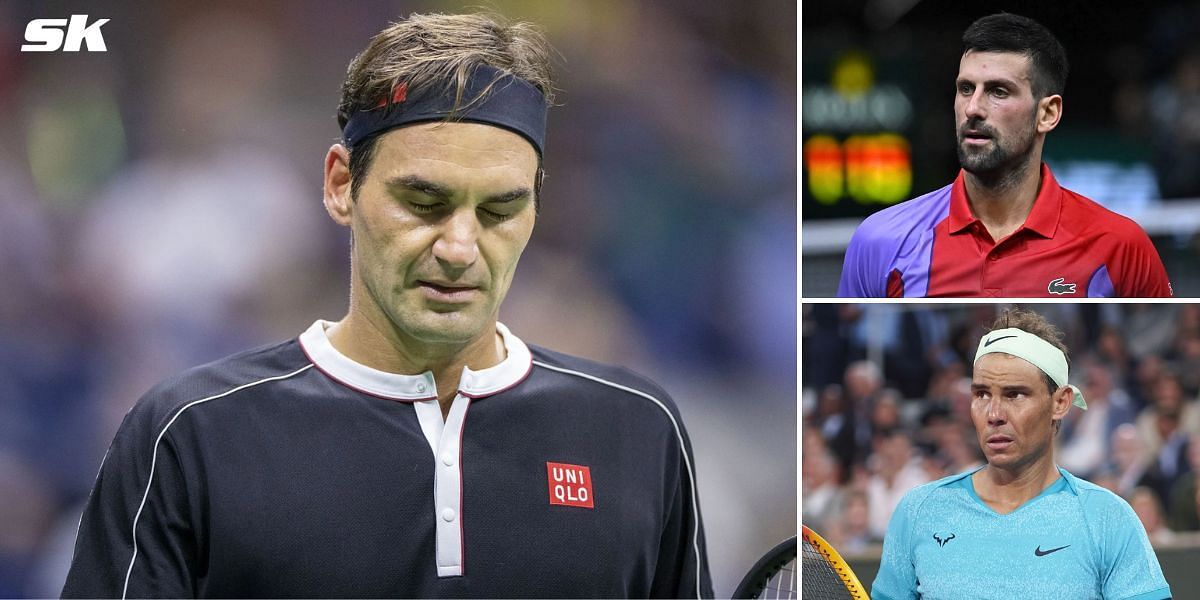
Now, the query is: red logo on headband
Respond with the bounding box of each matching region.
[373,82,409,109]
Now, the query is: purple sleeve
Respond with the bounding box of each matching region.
[836,185,953,298]
[837,224,889,297]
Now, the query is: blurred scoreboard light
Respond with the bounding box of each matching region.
[805,133,911,205]
[803,50,916,217]
[804,135,842,203]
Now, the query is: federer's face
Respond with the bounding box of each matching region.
[343,122,538,346]
[970,352,1069,471]
[954,51,1041,177]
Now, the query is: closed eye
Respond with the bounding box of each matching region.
[479,206,513,222]
[408,201,442,214]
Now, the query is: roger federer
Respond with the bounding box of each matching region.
[62,12,711,598]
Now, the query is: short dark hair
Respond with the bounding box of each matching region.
[962,13,1069,99]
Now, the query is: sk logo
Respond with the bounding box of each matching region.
[933,532,956,547]
[1047,277,1076,295]
[22,15,109,52]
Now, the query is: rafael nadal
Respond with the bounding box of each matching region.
[873,308,1170,600]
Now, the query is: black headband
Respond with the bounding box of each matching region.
[342,64,549,155]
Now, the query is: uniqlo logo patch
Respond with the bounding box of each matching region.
[546,462,594,509]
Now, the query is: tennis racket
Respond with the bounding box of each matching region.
[799,525,870,599]
[732,535,796,599]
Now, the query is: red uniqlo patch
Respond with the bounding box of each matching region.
[546,462,594,509]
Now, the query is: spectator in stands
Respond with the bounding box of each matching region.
[0,451,56,597]
[918,401,953,437]
[1135,374,1196,505]
[1167,434,1200,531]
[916,402,952,451]
[1195,481,1200,534]
[827,361,884,477]
[1179,305,1200,340]
[937,425,985,475]
[866,430,930,540]
[1109,423,1152,496]
[814,385,846,443]
[828,489,877,556]
[1129,486,1175,546]
[1132,354,1168,410]
[802,448,843,535]
[1148,47,1200,198]
[1136,372,1200,455]
[1091,471,1121,494]
[1122,305,1179,366]
[1174,334,1200,398]
[815,383,859,485]
[920,453,950,482]
[1059,360,1137,477]
[924,362,968,406]
[846,360,885,405]
[870,388,904,441]
[1095,326,1135,390]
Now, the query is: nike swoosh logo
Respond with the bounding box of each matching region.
[984,335,1017,347]
[1035,544,1070,556]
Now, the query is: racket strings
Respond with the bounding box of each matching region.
[801,538,855,599]
[760,560,796,599]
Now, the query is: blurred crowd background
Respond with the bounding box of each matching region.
[802,0,1200,295]
[802,304,1200,557]
[0,0,796,596]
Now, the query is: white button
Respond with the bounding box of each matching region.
[441,508,456,522]
[442,452,455,467]
[417,383,427,393]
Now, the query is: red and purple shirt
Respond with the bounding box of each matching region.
[837,164,1172,297]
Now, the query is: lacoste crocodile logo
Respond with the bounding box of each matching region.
[933,532,956,547]
[1047,278,1076,295]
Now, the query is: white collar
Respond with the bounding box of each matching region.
[298,320,532,401]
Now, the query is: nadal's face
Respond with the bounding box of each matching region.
[970,352,1069,472]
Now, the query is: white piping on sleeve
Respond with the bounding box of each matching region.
[530,360,704,600]
[121,364,314,599]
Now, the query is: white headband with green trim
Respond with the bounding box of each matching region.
[974,327,1087,410]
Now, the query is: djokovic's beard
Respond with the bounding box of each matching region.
[956,114,1038,186]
